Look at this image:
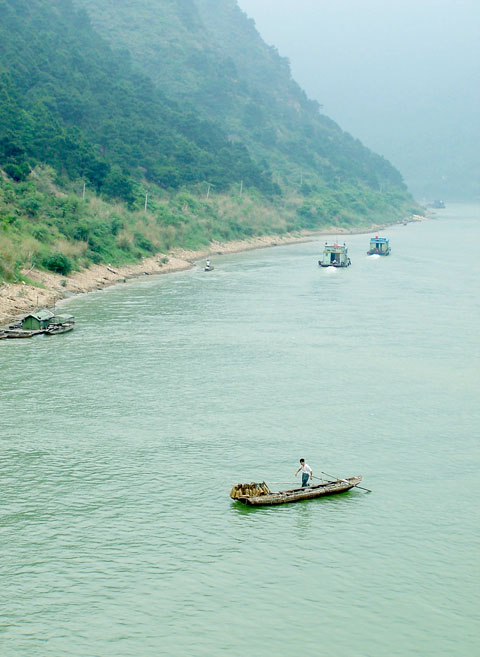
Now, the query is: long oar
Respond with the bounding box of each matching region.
[318,471,372,493]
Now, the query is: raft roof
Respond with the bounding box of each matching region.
[23,309,54,321]
[50,314,74,323]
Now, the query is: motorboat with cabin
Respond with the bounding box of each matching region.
[318,242,351,268]
[367,236,391,256]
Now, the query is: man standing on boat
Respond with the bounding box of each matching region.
[295,459,313,487]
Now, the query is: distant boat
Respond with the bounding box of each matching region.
[204,260,214,271]
[318,242,351,267]
[230,476,363,506]
[430,200,446,209]
[367,236,391,256]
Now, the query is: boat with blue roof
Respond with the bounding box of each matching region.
[367,236,391,256]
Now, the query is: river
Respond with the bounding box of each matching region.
[1,203,479,656]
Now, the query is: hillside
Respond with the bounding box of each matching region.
[0,0,418,285]
[73,0,406,192]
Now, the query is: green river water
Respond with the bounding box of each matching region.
[1,203,479,657]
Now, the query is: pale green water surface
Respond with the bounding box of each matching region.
[1,204,479,656]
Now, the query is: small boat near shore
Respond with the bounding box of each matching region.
[230,475,363,506]
[204,259,214,271]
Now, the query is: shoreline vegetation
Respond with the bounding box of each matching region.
[0,215,425,325]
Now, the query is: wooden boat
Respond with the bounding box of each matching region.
[204,264,214,271]
[4,329,45,338]
[231,475,362,506]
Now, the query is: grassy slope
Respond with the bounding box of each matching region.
[1,163,416,283]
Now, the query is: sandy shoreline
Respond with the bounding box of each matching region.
[0,217,425,325]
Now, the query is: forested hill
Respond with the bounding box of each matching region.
[0,0,275,196]
[0,0,418,283]
[73,0,404,192]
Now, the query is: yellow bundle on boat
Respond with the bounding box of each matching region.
[230,482,270,499]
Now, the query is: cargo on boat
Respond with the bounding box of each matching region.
[367,236,391,255]
[45,314,75,334]
[230,476,362,506]
[318,242,351,267]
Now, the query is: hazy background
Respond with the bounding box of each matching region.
[237,0,480,201]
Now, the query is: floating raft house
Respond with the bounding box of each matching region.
[21,309,54,331]
[2,310,75,338]
[367,236,391,256]
[318,242,351,267]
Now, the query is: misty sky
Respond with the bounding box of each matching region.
[237,0,480,199]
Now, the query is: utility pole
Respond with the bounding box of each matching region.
[206,183,212,199]
[240,180,243,196]
[144,192,148,213]
[82,182,86,200]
